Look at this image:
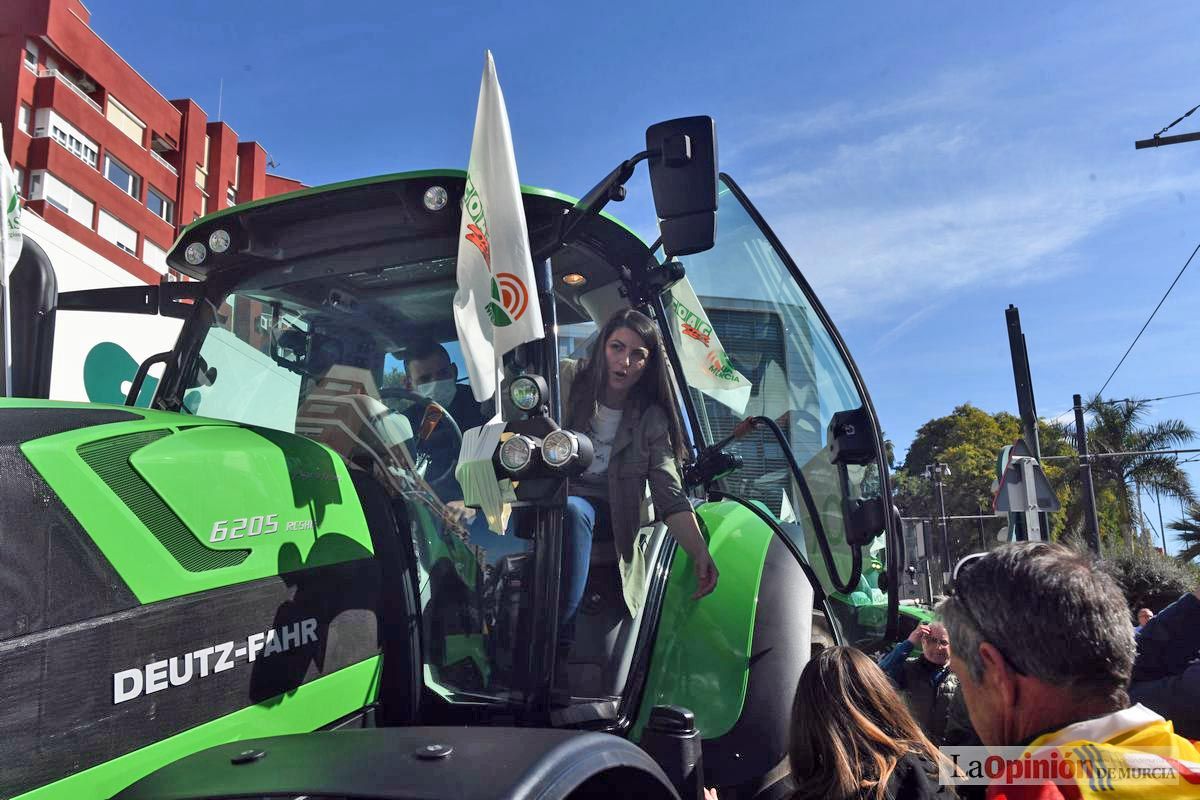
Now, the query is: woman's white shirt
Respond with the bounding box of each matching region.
[584,403,623,477]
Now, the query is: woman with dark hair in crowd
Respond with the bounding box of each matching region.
[558,308,718,657]
[788,646,956,800]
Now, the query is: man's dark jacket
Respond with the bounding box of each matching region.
[878,640,976,746]
[1130,590,1200,740]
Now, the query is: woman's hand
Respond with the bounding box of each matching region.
[665,510,720,601]
[692,550,719,600]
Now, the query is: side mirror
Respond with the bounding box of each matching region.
[645,116,718,258]
[828,407,878,466]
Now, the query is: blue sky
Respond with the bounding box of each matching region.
[93,1,1200,552]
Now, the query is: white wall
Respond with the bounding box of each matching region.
[22,213,183,403]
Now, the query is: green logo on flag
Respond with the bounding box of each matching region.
[487,277,514,327]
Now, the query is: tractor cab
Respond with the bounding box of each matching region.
[1,119,901,799]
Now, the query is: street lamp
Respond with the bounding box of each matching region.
[924,462,953,592]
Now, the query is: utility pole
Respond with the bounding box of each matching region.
[1073,394,1102,555]
[926,463,953,591]
[1005,306,1050,538]
[1156,485,1168,555]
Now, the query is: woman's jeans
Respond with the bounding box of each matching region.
[561,495,608,648]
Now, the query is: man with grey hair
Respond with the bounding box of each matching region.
[937,542,1200,799]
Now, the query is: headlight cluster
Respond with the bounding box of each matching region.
[181,229,233,266]
[495,430,594,478]
[495,373,593,478]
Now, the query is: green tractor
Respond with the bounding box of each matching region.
[0,118,903,799]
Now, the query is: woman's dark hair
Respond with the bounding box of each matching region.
[789,646,949,800]
[567,308,689,463]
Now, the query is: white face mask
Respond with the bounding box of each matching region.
[415,379,457,408]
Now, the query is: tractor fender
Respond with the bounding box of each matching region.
[113,727,680,800]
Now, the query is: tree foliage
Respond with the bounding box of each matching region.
[1167,501,1200,563]
[1057,396,1196,552]
[892,399,1195,561]
[1100,545,1200,615]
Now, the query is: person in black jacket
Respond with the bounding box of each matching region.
[878,622,976,747]
[1130,586,1200,739]
[788,646,956,800]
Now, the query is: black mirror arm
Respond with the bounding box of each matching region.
[555,149,658,249]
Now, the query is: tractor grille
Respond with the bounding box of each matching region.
[78,431,249,571]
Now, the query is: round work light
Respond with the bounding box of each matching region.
[208,229,231,253]
[509,375,544,413]
[183,242,207,266]
[541,430,593,473]
[423,185,449,211]
[498,435,538,476]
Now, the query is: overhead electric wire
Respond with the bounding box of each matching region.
[1098,390,1200,405]
[1097,242,1200,397]
[1152,100,1200,140]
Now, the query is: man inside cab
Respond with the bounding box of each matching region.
[402,339,485,431]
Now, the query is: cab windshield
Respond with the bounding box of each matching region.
[179,257,530,701]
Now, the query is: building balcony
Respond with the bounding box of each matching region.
[149,149,178,176]
[38,69,103,115]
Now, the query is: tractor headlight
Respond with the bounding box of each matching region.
[498,434,539,476]
[509,375,546,414]
[208,229,231,253]
[183,242,207,265]
[541,430,593,473]
[423,185,449,211]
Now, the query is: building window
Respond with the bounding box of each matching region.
[234,155,241,189]
[13,167,24,197]
[42,111,99,168]
[143,239,169,274]
[23,40,38,72]
[18,105,31,135]
[104,155,141,199]
[105,95,146,146]
[147,186,174,224]
[38,172,94,229]
[45,55,58,74]
[199,194,208,217]
[226,185,237,207]
[201,135,210,172]
[98,210,138,255]
[30,172,43,199]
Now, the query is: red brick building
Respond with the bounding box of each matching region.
[0,0,302,284]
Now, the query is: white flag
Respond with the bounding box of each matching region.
[1,126,22,283]
[667,278,752,414]
[452,51,544,403]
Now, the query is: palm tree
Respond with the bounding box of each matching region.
[1168,501,1200,563]
[1062,396,1196,549]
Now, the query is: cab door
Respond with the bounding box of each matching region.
[668,174,900,646]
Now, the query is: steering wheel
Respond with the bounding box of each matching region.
[380,387,464,489]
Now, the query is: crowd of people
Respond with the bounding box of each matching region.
[705,542,1200,800]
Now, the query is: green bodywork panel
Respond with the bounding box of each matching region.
[632,499,773,741]
[14,400,374,603]
[13,656,381,800]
